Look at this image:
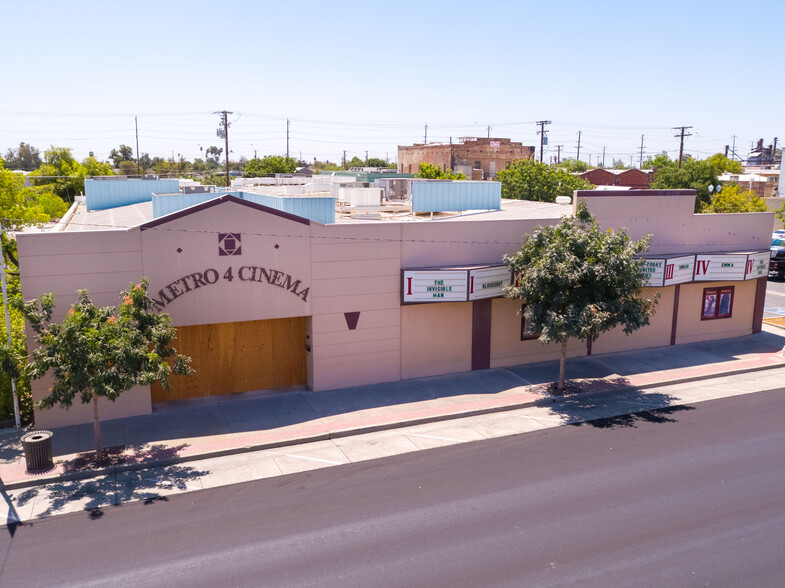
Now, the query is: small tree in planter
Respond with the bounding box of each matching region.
[505,202,658,392]
[16,278,193,460]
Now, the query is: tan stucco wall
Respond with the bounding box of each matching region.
[674,280,757,344]
[489,298,587,368]
[308,222,402,391]
[401,302,472,379]
[580,191,773,255]
[591,287,673,355]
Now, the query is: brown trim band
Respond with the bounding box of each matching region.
[670,284,680,345]
[471,298,492,371]
[752,276,767,334]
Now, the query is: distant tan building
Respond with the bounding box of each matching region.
[719,169,781,199]
[398,137,535,179]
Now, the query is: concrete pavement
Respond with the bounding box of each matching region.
[2,325,785,524]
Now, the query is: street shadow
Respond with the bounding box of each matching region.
[10,444,209,522]
[543,378,696,429]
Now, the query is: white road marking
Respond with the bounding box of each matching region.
[282,454,343,465]
[406,432,467,443]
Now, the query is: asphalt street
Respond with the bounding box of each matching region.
[1,388,783,587]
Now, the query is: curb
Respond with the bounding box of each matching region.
[3,358,785,492]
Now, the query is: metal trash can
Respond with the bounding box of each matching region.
[21,430,54,471]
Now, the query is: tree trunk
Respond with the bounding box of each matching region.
[92,395,103,461]
[558,339,568,391]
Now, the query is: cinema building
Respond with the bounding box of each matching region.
[17,180,772,428]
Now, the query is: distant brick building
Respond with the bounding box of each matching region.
[398,138,534,180]
[579,168,653,189]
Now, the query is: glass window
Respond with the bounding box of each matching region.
[702,287,734,320]
[520,304,540,341]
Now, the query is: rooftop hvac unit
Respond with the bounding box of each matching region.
[183,185,213,194]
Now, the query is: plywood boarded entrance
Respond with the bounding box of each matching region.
[151,317,306,403]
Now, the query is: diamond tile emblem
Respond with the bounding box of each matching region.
[218,233,242,256]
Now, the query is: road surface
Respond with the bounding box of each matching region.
[1,389,784,587]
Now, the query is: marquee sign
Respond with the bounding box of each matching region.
[402,270,469,303]
[468,266,511,300]
[641,255,697,287]
[693,254,748,281]
[745,251,769,279]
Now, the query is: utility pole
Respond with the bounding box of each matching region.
[732,135,737,161]
[639,134,645,169]
[286,119,290,158]
[576,130,582,162]
[365,150,369,162]
[556,145,563,164]
[602,146,606,168]
[487,125,491,139]
[342,150,347,168]
[213,110,233,187]
[135,115,140,175]
[424,124,428,145]
[673,126,693,168]
[536,120,551,163]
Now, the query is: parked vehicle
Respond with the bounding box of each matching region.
[771,238,785,279]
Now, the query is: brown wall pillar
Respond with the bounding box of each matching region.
[752,276,767,334]
[471,299,492,370]
[670,284,680,345]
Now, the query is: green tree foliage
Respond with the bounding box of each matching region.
[364,157,394,168]
[15,279,194,459]
[706,153,743,174]
[243,155,298,177]
[555,159,590,173]
[504,202,658,391]
[314,160,343,172]
[201,172,228,187]
[29,147,114,202]
[649,156,720,211]
[108,145,134,167]
[642,152,673,169]
[205,146,224,167]
[345,156,365,169]
[0,163,68,227]
[701,185,767,213]
[415,162,467,180]
[612,159,627,169]
[118,161,137,175]
[495,159,591,202]
[3,142,42,171]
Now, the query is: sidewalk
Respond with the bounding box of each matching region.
[2,326,785,492]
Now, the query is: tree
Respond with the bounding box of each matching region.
[555,159,590,173]
[118,161,137,175]
[642,152,673,170]
[504,202,658,391]
[650,157,720,211]
[365,157,394,168]
[3,142,42,171]
[701,184,767,213]
[205,146,223,167]
[16,279,193,460]
[0,163,68,227]
[706,153,743,174]
[243,155,298,176]
[82,155,114,178]
[612,159,627,169]
[415,162,467,180]
[314,160,342,172]
[345,156,365,169]
[495,159,591,202]
[108,145,134,167]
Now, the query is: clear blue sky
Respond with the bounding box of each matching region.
[2,0,783,167]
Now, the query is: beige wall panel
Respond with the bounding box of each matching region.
[310,222,401,245]
[20,272,145,302]
[675,281,756,344]
[311,241,401,262]
[151,317,307,402]
[401,219,546,268]
[313,325,400,348]
[32,380,151,429]
[582,193,773,255]
[401,302,472,379]
[310,309,400,334]
[312,292,401,315]
[311,274,400,297]
[140,201,312,327]
[17,229,142,257]
[20,251,142,279]
[310,258,401,280]
[591,287,673,355]
[489,298,587,368]
[310,351,401,391]
[313,335,400,360]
